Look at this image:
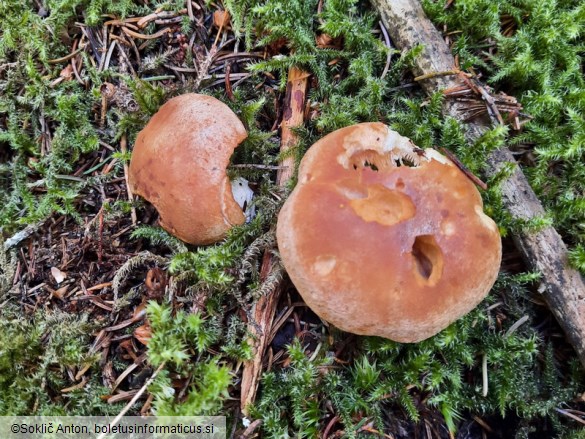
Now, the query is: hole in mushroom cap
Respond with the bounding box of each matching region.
[393,154,419,167]
[411,235,444,286]
[349,184,415,226]
[343,148,422,171]
[347,149,391,171]
[364,161,379,171]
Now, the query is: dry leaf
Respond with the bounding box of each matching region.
[316,33,333,47]
[213,10,230,28]
[145,267,167,299]
[132,302,147,321]
[59,64,73,80]
[100,82,116,100]
[134,323,152,345]
[316,33,343,49]
[52,285,69,300]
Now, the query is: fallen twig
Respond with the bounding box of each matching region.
[122,26,172,40]
[120,134,137,226]
[240,67,310,416]
[238,419,263,438]
[48,46,84,64]
[136,9,187,28]
[3,221,45,251]
[97,362,165,439]
[379,21,392,79]
[555,408,585,426]
[439,147,487,190]
[277,67,310,184]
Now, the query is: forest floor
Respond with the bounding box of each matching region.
[1,0,585,438]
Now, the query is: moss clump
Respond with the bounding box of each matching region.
[145,302,232,416]
[0,304,118,415]
[0,0,150,231]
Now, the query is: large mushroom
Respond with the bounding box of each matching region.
[276,122,502,342]
[129,94,248,245]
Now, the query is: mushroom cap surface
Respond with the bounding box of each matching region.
[129,94,247,245]
[276,122,502,342]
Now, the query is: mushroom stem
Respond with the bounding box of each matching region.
[240,66,310,416]
[230,177,255,222]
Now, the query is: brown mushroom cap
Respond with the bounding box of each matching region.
[129,94,247,245]
[276,122,502,342]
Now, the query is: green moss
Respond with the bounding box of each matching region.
[0,1,144,231]
[253,273,584,436]
[145,302,232,416]
[0,305,117,415]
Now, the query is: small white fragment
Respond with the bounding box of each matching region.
[231,177,255,222]
[242,417,251,428]
[50,266,67,284]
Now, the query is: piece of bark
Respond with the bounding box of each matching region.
[240,251,281,417]
[240,67,310,415]
[372,0,585,367]
[277,67,311,185]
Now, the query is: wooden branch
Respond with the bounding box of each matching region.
[240,67,310,415]
[372,0,585,367]
[277,67,311,185]
[239,251,281,417]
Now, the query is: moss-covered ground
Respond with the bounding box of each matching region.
[1,0,584,437]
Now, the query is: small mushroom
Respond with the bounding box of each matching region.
[129,94,248,245]
[276,122,502,342]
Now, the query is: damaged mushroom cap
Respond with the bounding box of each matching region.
[276,122,502,343]
[129,94,247,245]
